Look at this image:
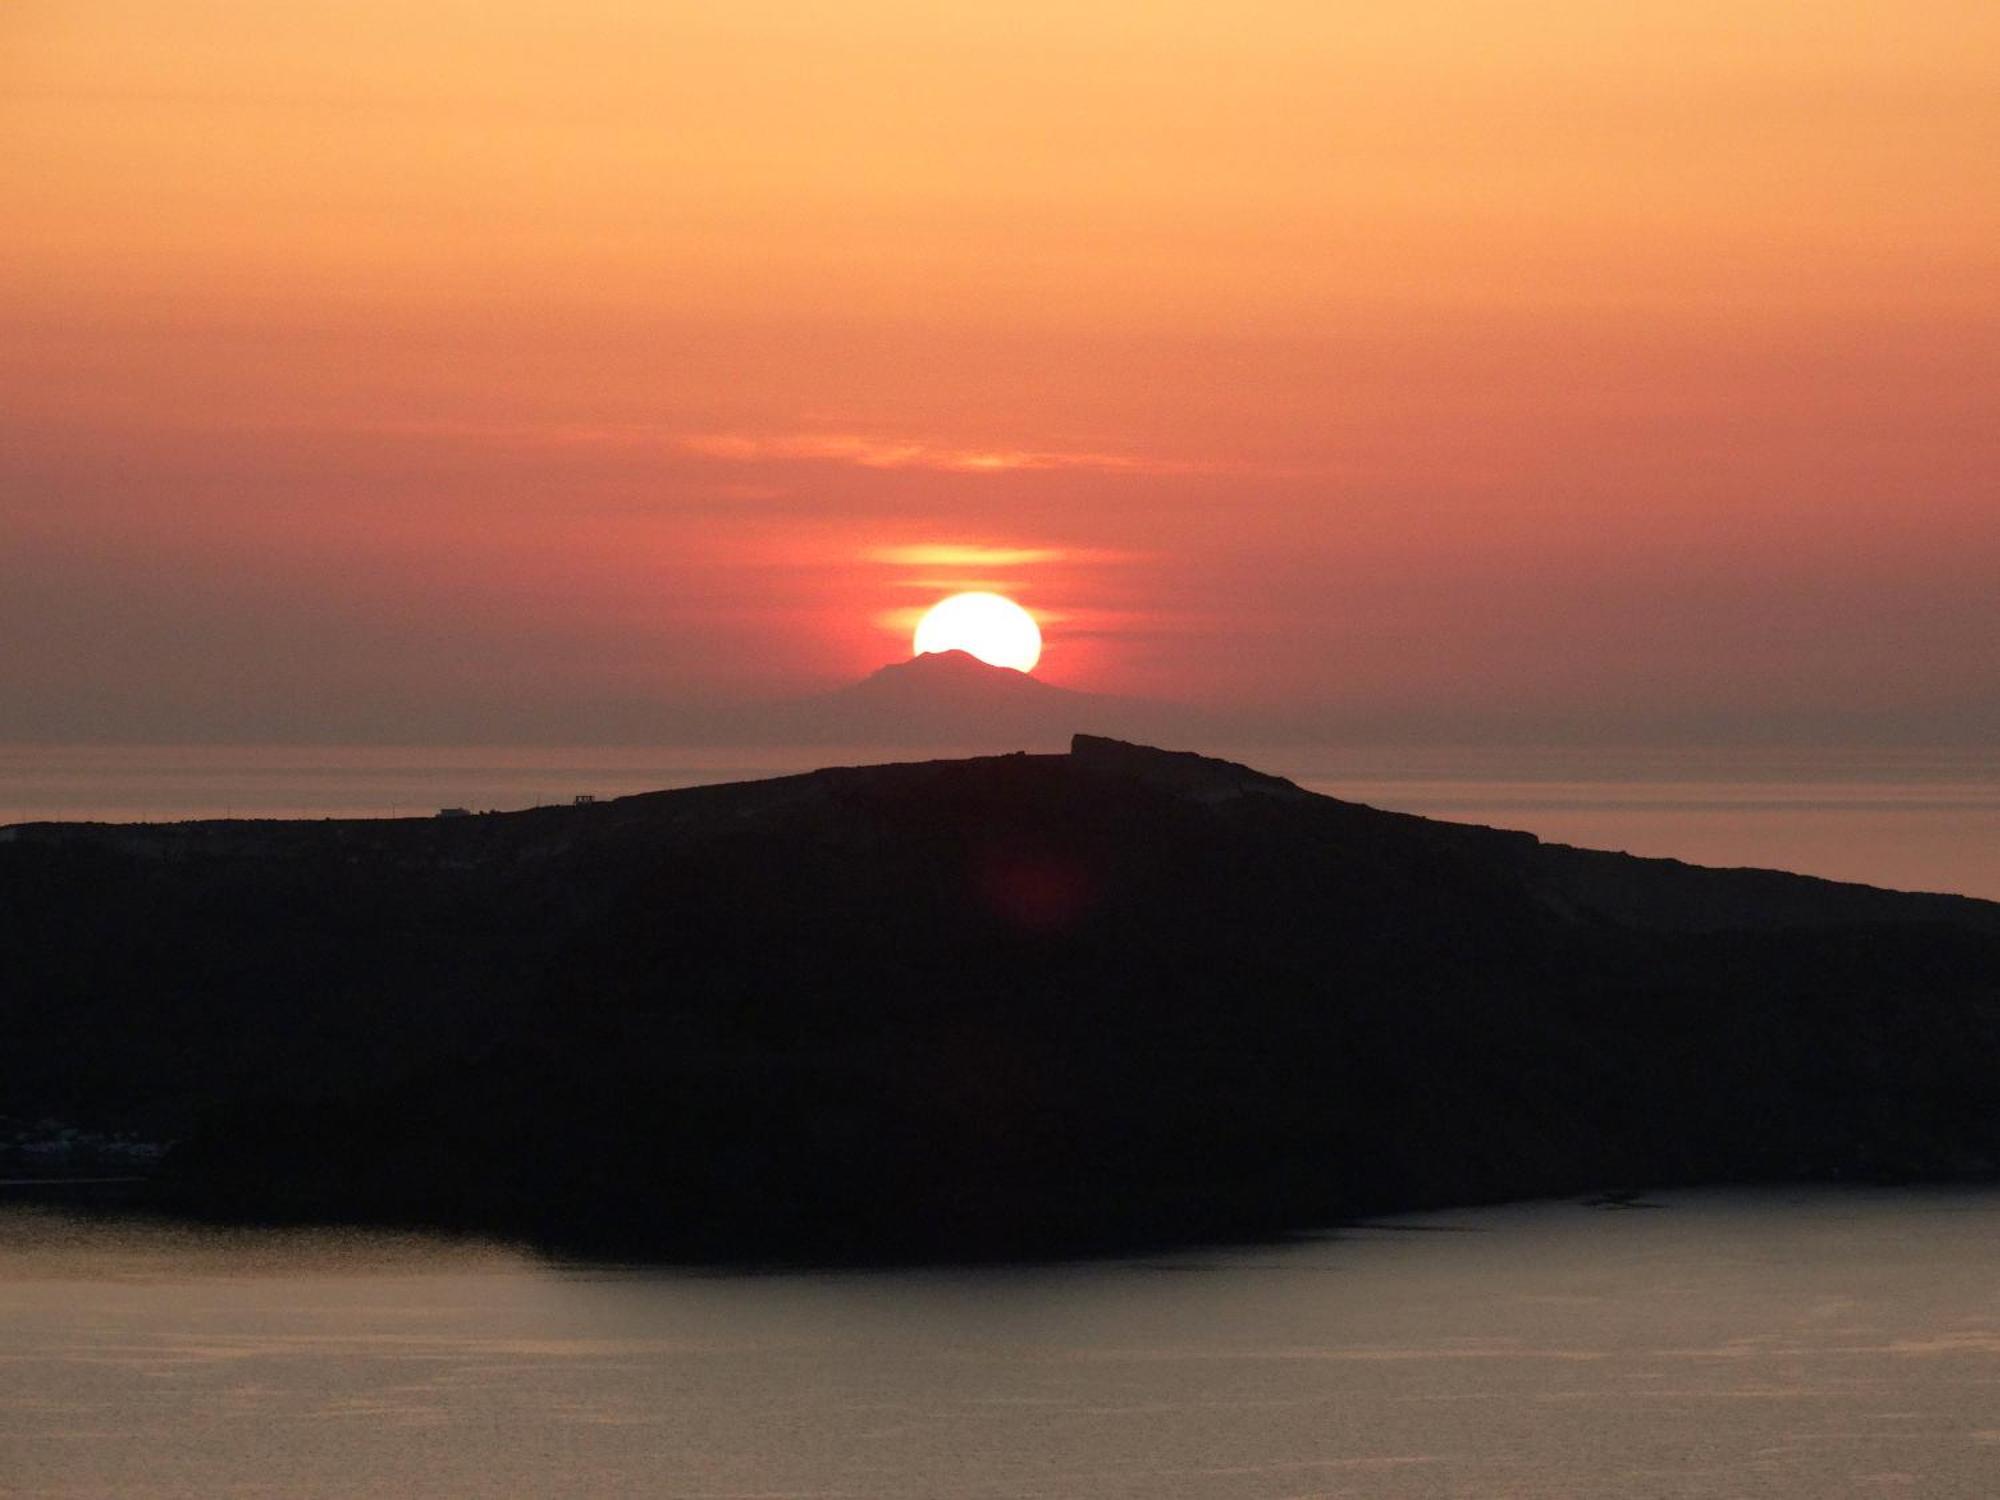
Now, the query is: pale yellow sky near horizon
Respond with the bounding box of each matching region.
[2,1,1995,742]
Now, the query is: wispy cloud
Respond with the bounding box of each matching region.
[676,431,1206,476]
[352,422,1216,479]
[867,544,1083,568]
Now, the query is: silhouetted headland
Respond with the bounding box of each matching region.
[5,736,1998,1261]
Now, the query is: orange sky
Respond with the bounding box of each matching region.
[3,1,1995,743]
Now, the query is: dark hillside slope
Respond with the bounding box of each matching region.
[4,737,1997,1258]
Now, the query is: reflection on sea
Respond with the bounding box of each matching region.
[4,1190,1998,1497]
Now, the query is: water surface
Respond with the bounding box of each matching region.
[5,1191,1998,1497]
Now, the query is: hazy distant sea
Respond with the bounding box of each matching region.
[3,742,1997,902]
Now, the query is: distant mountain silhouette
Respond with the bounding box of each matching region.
[5,737,1997,1261]
[771,650,1188,747]
[826,649,1083,724]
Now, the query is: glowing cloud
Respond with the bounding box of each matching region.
[677,432,1202,476]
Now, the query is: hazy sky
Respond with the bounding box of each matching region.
[4,1,1994,743]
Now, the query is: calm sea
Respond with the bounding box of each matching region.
[4,1191,1998,1497]
[3,742,1996,901]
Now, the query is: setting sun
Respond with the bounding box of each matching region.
[913,592,1043,673]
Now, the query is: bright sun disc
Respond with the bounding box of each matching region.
[913,592,1043,672]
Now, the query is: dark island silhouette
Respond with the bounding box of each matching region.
[5,727,1998,1261]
